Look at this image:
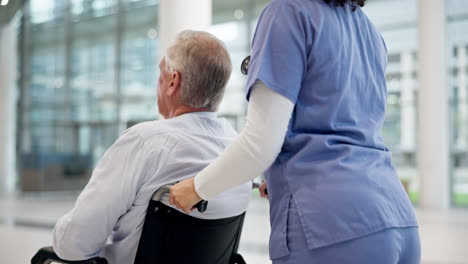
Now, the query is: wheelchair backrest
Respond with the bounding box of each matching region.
[134,200,245,264]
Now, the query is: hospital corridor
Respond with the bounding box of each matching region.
[1,0,468,263]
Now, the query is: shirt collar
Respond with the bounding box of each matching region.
[180,111,218,118]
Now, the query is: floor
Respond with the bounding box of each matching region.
[1,193,468,264]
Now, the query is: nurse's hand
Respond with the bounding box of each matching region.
[259,181,269,199]
[169,177,202,214]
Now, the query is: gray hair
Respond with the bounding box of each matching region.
[165,30,232,111]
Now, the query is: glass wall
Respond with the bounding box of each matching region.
[18,0,158,192]
[448,0,468,206]
[211,1,249,128]
[364,0,419,203]
[210,0,270,129]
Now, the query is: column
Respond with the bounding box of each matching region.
[400,52,416,152]
[417,0,450,209]
[0,21,18,195]
[159,0,212,56]
[457,45,467,148]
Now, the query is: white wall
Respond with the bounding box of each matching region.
[0,21,18,195]
[417,0,450,209]
[159,0,212,56]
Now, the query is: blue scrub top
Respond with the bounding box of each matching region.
[246,0,418,259]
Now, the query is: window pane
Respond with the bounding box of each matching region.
[19,0,122,192]
[120,4,158,124]
[212,0,253,130]
[448,0,468,206]
[364,0,419,203]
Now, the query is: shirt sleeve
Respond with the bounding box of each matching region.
[246,0,312,104]
[52,129,153,260]
[195,81,294,199]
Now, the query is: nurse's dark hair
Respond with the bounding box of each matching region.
[324,0,366,10]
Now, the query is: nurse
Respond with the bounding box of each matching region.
[170,0,421,263]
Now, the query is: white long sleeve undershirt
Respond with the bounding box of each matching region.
[194,81,295,200]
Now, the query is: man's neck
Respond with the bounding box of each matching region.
[166,105,212,119]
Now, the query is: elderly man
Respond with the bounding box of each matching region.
[52,30,251,264]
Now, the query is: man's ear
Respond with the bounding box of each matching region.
[168,71,181,96]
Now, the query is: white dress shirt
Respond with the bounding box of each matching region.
[52,112,252,264]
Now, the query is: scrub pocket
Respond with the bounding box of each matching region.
[271,195,309,261]
[284,196,310,254]
[269,194,293,259]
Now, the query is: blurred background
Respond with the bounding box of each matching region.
[0,0,467,263]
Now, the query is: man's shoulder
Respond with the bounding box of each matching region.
[127,115,237,143]
[127,119,179,141]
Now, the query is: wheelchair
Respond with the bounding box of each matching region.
[31,184,249,264]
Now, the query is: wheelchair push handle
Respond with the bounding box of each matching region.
[194,200,208,213]
[151,184,208,213]
[252,182,267,195]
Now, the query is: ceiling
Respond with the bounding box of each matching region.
[0,0,26,25]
